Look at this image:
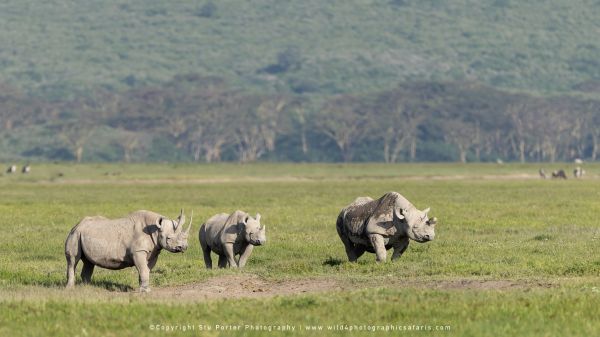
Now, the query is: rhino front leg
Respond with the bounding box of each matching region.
[369,234,387,262]
[133,252,151,292]
[223,243,238,268]
[391,237,410,261]
[238,244,254,268]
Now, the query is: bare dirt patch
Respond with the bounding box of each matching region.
[424,279,554,290]
[151,274,344,301]
[148,275,554,301]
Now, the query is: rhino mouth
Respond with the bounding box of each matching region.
[414,235,433,243]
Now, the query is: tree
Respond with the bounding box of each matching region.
[232,95,287,162]
[374,91,424,163]
[314,95,369,162]
[59,121,94,162]
[442,119,477,163]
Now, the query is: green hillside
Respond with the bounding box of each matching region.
[2,0,600,97]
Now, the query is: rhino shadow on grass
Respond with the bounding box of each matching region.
[89,279,134,292]
[322,256,344,267]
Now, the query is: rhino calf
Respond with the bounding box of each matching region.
[336,192,437,263]
[64,209,192,292]
[199,211,266,269]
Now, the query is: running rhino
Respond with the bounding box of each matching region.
[336,192,437,262]
[65,209,193,292]
[199,210,266,269]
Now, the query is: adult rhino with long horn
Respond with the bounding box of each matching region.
[336,192,437,262]
[65,209,193,292]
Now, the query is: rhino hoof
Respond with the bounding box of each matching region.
[140,287,151,293]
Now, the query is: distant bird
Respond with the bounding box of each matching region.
[6,165,16,174]
[573,166,585,178]
[21,164,30,174]
[574,158,584,164]
[551,169,567,179]
[539,168,547,179]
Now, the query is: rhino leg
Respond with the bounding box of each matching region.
[337,222,365,262]
[391,237,410,261]
[65,232,82,288]
[223,243,238,268]
[65,254,80,288]
[352,245,366,261]
[217,254,228,268]
[133,251,151,292]
[368,234,387,262]
[341,238,366,262]
[238,244,254,268]
[80,259,95,284]
[202,246,213,269]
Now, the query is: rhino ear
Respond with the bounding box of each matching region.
[244,216,249,224]
[394,207,405,220]
[423,207,430,215]
[156,218,164,230]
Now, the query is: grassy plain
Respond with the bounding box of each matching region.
[0,163,599,336]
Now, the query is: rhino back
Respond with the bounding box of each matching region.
[341,197,378,236]
[200,213,230,254]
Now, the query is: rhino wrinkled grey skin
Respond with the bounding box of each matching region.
[199,210,266,269]
[336,192,437,262]
[65,210,193,292]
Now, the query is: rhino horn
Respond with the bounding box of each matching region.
[256,213,261,222]
[175,209,185,231]
[184,210,193,234]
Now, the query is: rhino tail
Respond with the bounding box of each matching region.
[65,218,88,257]
[65,229,81,257]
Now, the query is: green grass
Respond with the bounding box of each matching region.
[1,163,599,336]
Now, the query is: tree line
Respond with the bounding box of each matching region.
[0,75,599,163]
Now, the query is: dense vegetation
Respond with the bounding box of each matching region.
[2,78,599,163]
[1,0,600,162]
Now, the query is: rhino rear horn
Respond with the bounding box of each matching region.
[184,210,193,234]
[175,209,185,230]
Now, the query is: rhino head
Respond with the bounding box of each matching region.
[242,213,266,246]
[156,209,193,252]
[394,202,436,243]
